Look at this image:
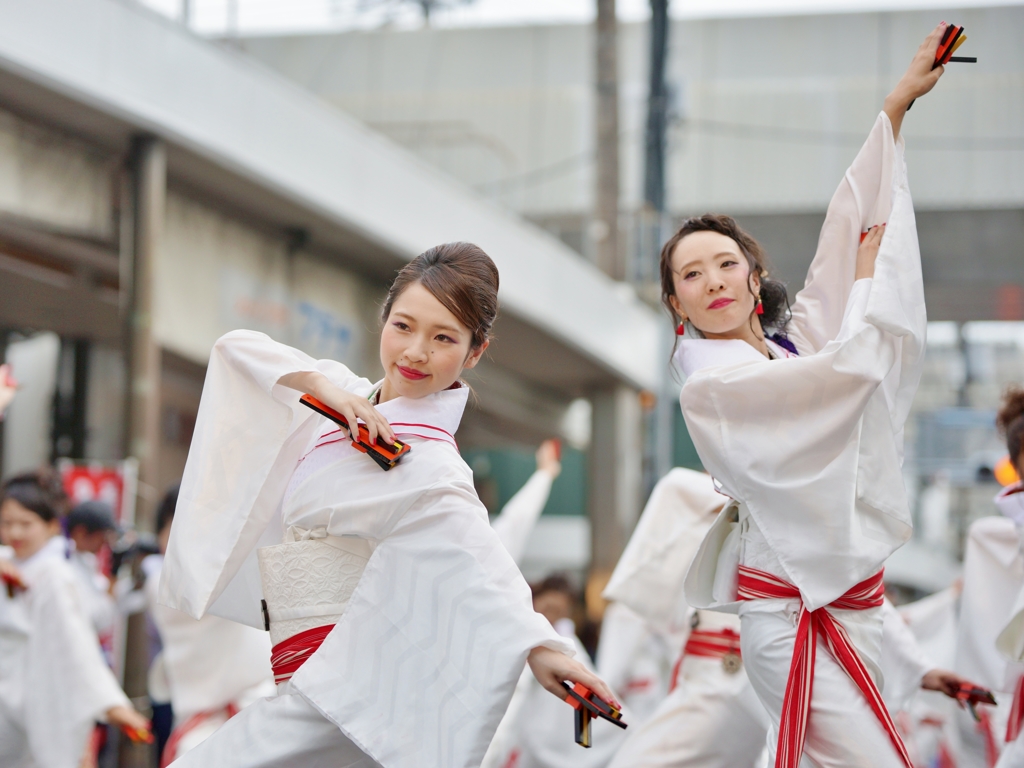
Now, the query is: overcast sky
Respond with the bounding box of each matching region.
[139,0,1021,36]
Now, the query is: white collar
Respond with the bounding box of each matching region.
[673,338,768,378]
[673,336,798,379]
[372,380,469,449]
[996,482,1024,527]
[17,535,68,566]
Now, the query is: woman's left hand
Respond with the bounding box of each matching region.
[527,645,622,710]
[884,23,948,139]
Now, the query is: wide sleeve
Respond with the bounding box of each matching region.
[291,460,572,768]
[957,518,1024,690]
[786,111,902,355]
[490,470,553,565]
[25,563,130,768]
[602,468,724,631]
[159,330,374,626]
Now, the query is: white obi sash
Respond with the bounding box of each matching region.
[257,526,375,646]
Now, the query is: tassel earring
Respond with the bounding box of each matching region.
[676,321,686,336]
[754,296,764,316]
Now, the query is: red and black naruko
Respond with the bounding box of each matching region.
[562,681,628,749]
[299,394,411,471]
[907,22,976,110]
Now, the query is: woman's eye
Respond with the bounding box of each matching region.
[684,271,699,279]
[436,334,455,343]
[721,259,738,268]
[393,322,410,331]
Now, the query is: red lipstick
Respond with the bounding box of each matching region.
[707,298,735,310]
[398,365,428,381]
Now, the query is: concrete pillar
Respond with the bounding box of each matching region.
[121,138,165,767]
[594,0,622,280]
[589,385,643,578]
[126,137,165,531]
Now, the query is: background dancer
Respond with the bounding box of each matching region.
[604,467,770,768]
[664,25,949,768]
[0,469,149,768]
[965,387,1024,768]
[159,243,618,768]
[144,485,275,766]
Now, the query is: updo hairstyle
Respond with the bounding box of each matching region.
[381,242,499,350]
[0,468,69,523]
[658,214,790,336]
[997,386,1024,473]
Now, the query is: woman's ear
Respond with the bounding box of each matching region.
[462,339,490,371]
[668,293,685,319]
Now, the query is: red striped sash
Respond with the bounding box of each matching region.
[1008,674,1024,744]
[270,624,335,685]
[684,627,741,660]
[736,566,912,768]
[669,627,743,693]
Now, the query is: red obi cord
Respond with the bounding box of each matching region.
[1008,674,1024,744]
[736,566,912,768]
[160,703,239,768]
[669,627,742,693]
[270,624,335,685]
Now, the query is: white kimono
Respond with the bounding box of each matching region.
[159,330,571,768]
[144,555,275,761]
[0,536,130,768]
[680,112,925,768]
[604,467,768,768]
[961,486,1024,768]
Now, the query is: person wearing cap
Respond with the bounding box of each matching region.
[65,500,119,642]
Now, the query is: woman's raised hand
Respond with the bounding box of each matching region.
[279,371,396,446]
[855,224,885,280]
[527,645,622,711]
[884,23,948,139]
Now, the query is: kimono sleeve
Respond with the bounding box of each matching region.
[160,330,374,624]
[26,562,130,768]
[786,112,902,356]
[490,470,554,565]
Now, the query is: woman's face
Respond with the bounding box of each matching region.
[668,230,760,337]
[379,282,488,401]
[0,499,60,560]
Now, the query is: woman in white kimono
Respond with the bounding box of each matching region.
[662,26,949,768]
[159,242,617,768]
[0,470,149,768]
[976,387,1024,767]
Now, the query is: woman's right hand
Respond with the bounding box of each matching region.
[0,559,26,591]
[855,224,885,280]
[527,645,622,711]
[279,371,395,446]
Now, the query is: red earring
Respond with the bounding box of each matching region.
[676,321,686,336]
[755,297,764,315]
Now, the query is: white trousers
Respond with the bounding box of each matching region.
[170,683,381,768]
[608,655,768,768]
[740,607,905,768]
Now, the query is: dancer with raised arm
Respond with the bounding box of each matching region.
[663,26,949,768]
[159,243,617,768]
